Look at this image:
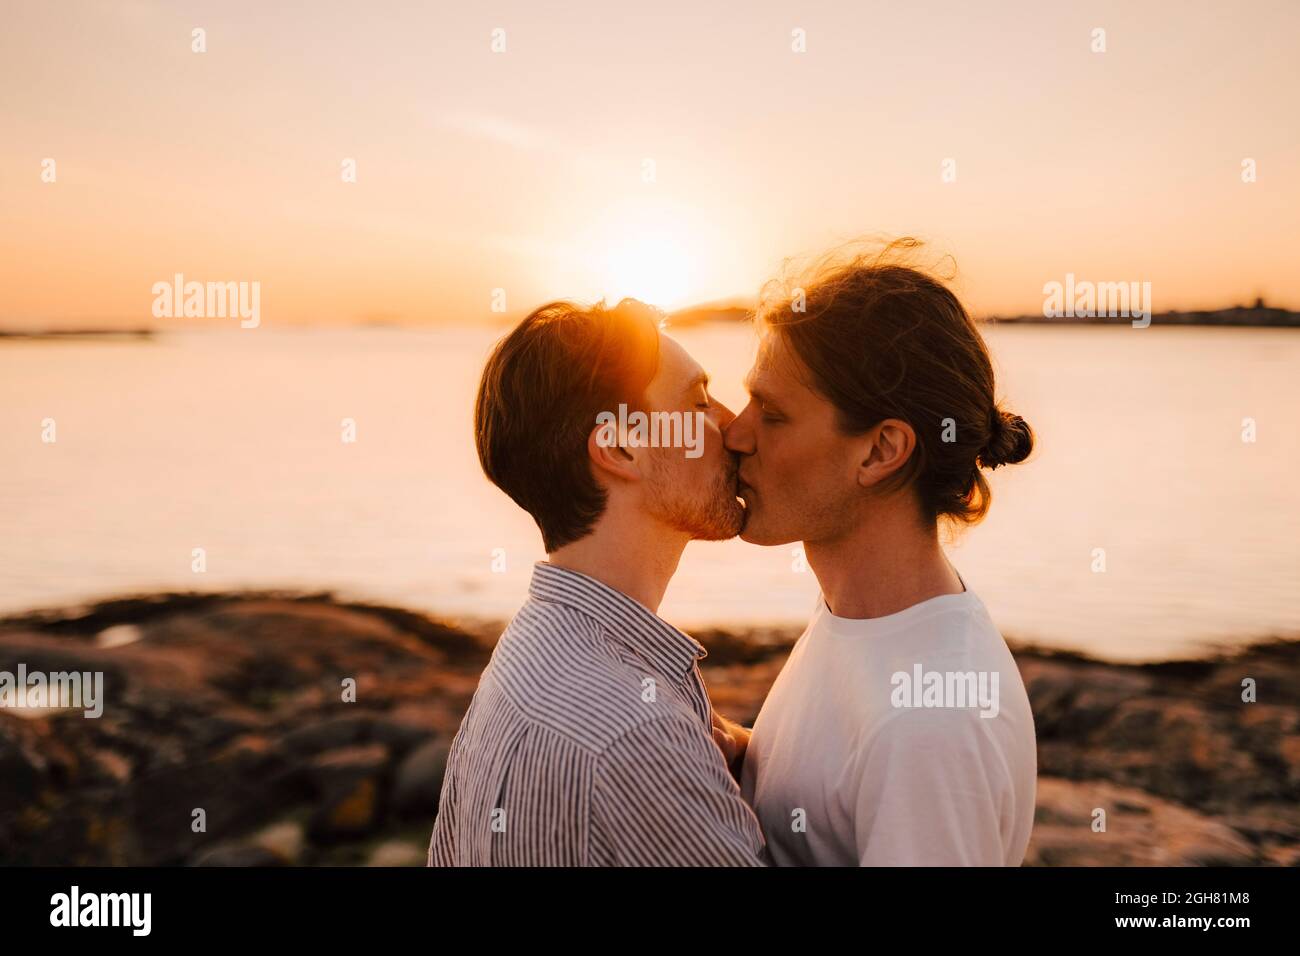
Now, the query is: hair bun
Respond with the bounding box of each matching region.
[979,409,1033,469]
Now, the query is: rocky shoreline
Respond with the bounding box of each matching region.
[2,591,1297,866]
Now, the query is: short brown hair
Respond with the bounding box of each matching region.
[474,299,661,551]
[758,238,1033,526]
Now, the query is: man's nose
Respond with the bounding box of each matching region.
[723,403,755,455]
[712,398,737,431]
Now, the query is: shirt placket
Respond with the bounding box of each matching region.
[682,660,713,729]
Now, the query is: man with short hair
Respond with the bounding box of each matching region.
[428,298,766,866]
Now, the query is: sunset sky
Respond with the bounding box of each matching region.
[2,0,1298,328]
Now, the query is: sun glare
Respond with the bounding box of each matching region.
[571,197,712,311]
[601,231,695,309]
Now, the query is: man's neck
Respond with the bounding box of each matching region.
[547,513,688,614]
[806,504,963,620]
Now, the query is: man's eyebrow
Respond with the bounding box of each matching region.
[743,374,769,401]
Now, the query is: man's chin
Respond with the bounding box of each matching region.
[686,497,746,542]
[736,511,799,547]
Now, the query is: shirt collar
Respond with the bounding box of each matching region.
[527,561,707,678]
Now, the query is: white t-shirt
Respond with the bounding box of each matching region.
[741,587,1037,866]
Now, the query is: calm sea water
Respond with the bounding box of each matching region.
[2,324,1297,662]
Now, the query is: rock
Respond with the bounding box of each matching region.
[1279,735,1300,784]
[190,842,286,867]
[306,744,390,842]
[95,624,143,649]
[250,820,306,864]
[310,779,379,841]
[392,738,450,819]
[278,716,373,755]
[366,840,426,867]
[369,717,436,751]
[0,732,44,812]
[0,593,490,865]
[276,712,432,756]
[1238,703,1299,734]
[1220,803,1300,845]
[91,750,132,784]
[1026,777,1257,866]
[4,590,1299,867]
[307,743,389,780]
[1207,658,1300,708]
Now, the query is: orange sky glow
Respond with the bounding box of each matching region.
[2,0,1298,328]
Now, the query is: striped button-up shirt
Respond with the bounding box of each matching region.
[427,562,767,866]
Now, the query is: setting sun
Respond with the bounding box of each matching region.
[567,196,715,310]
[600,230,695,308]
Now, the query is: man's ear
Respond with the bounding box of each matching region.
[856,418,916,489]
[588,421,641,485]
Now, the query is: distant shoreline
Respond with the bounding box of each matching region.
[986,301,1300,328]
[667,301,1300,328]
[0,328,154,340]
[5,299,1300,337]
